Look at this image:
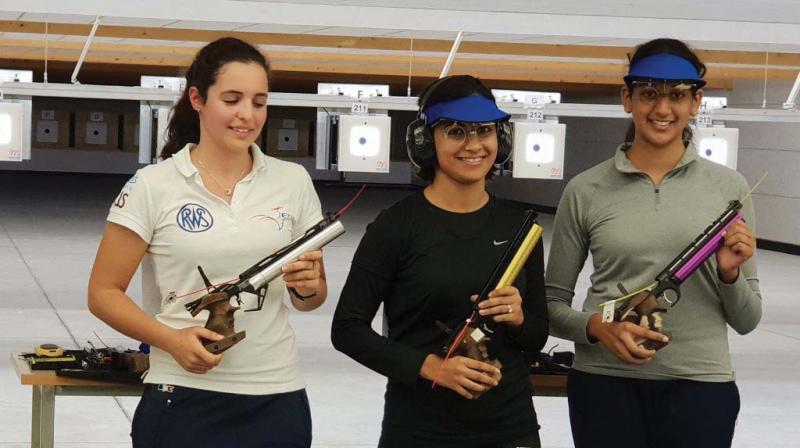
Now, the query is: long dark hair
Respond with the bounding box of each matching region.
[160,37,271,159]
[623,38,706,146]
[415,75,498,181]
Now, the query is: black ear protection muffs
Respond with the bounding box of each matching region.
[405,77,448,170]
[496,120,513,165]
[405,79,513,170]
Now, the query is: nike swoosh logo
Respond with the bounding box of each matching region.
[493,240,509,246]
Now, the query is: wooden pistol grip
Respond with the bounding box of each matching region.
[189,292,247,353]
[616,292,670,351]
[458,334,503,399]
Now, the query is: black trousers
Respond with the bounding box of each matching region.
[378,424,540,448]
[567,369,740,448]
[132,384,312,448]
[378,431,540,448]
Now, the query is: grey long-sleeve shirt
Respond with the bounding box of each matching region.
[545,145,762,382]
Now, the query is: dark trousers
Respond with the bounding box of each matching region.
[567,369,740,448]
[132,384,312,448]
[378,426,540,448]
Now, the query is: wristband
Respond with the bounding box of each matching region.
[289,287,316,300]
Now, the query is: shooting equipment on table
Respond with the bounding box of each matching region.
[434,210,544,393]
[179,186,365,354]
[23,344,149,383]
[599,174,766,350]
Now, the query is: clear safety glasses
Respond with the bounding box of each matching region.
[436,121,497,145]
[629,80,699,105]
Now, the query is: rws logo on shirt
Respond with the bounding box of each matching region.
[177,203,214,232]
[251,206,293,231]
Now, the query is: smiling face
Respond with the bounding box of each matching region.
[189,61,269,153]
[622,81,702,149]
[432,120,498,185]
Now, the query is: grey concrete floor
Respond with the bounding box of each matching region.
[0,171,798,447]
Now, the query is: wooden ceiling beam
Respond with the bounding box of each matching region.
[1,20,799,66]
[0,58,625,94]
[0,49,623,85]
[0,37,779,88]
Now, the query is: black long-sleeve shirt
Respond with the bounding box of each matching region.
[332,192,549,447]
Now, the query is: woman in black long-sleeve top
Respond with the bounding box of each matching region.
[331,75,549,448]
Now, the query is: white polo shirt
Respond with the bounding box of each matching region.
[107,143,323,395]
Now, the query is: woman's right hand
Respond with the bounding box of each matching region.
[163,327,225,374]
[586,313,669,365]
[419,354,501,399]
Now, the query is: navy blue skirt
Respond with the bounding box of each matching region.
[132,384,312,448]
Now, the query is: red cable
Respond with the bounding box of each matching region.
[174,278,239,299]
[431,311,477,389]
[332,184,366,219]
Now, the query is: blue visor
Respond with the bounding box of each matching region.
[624,54,706,87]
[423,94,510,126]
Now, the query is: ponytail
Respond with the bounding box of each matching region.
[160,91,201,159]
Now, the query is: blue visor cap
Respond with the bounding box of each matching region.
[623,54,706,87]
[423,94,511,126]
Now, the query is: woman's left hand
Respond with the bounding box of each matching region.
[282,250,323,297]
[716,220,756,283]
[473,286,524,329]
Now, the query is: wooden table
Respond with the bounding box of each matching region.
[530,373,568,397]
[11,353,144,448]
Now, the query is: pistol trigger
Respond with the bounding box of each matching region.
[617,282,629,295]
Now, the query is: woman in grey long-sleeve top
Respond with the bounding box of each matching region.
[545,38,761,448]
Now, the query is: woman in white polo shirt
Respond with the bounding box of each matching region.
[88,37,326,447]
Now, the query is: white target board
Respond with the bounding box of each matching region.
[0,103,24,162]
[511,122,566,179]
[696,127,739,170]
[337,115,391,173]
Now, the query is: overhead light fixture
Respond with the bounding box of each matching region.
[336,115,391,173]
[0,103,23,162]
[695,127,739,170]
[511,122,566,179]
